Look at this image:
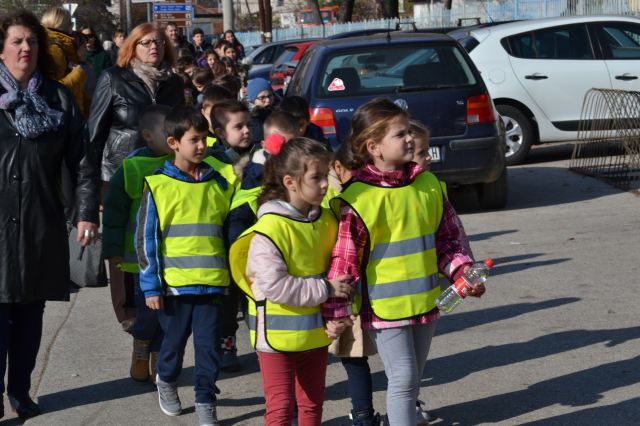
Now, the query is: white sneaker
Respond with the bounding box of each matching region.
[416,400,431,425]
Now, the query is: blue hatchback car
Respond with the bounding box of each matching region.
[285,32,508,208]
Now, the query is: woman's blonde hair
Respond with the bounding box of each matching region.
[41,7,72,32]
[348,98,409,171]
[117,23,175,69]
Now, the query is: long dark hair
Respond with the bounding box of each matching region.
[258,138,330,207]
[224,29,244,51]
[0,9,56,80]
[80,24,103,51]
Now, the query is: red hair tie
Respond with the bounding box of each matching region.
[265,133,287,155]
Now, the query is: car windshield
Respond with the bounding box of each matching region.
[301,11,331,24]
[314,44,477,99]
[273,48,298,72]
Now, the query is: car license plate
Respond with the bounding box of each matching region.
[429,147,441,163]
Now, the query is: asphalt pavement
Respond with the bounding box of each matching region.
[3,143,639,425]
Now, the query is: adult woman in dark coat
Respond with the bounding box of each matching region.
[0,10,100,419]
[88,22,184,330]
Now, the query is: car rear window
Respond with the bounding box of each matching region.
[314,44,477,99]
[272,48,298,73]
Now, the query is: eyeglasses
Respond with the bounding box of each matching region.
[86,33,96,39]
[138,38,165,47]
[256,93,274,102]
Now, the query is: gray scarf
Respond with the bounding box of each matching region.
[130,58,171,94]
[0,63,63,139]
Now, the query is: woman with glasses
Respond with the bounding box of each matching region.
[81,25,112,78]
[41,7,90,116]
[89,23,184,333]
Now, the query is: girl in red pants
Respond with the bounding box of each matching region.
[230,137,352,425]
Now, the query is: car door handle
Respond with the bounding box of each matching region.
[615,75,638,80]
[524,75,548,80]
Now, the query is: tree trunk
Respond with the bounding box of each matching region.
[264,0,272,42]
[339,0,355,22]
[306,0,323,27]
[377,0,399,19]
[444,0,453,10]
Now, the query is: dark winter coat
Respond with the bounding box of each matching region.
[305,122,332,152]
[242,94,281,145]
[88,66,185,182]
[192,41,212,55]
[173,36,196,58]
[86,48,113,79]
[0,78,101,303]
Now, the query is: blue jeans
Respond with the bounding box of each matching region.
[130,274,164,352]
[341,356,373,412]
[0,300,46,396]
[157,295,222,404]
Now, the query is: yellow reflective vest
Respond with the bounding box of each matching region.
[330,171,444,321]
[230,186,263,215]
[321,184,340,209]
[120,154,239,273]
[230,209,337,352]
[144,172,235,288]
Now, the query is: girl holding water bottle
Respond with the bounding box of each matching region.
[324,98,484,425]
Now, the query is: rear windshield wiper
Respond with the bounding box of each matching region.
[396,85,456,93]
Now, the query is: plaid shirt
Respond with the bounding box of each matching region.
[323,162,474,330]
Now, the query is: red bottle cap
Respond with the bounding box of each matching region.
[485,258,495,268]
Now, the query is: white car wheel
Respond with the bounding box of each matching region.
[502,115,524,157]
[496,105,534,166]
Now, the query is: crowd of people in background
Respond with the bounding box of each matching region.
[0,6,484,426]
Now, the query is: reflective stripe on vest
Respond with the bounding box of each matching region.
[121,155,172,273]
[230,210,337,352]
[330,172,444,321]
[230,186,263,215]
[145,173,234,288]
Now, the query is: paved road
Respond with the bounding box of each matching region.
[3,143,639,425]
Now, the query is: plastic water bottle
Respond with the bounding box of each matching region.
[435,258,495,314]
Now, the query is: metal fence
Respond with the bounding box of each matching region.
[570,89,640,195]
[235,0,640,47]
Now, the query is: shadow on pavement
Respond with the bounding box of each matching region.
[492,258,571,276]
[435,297,581,337]
[516,397,640,426]
[467,230,519,242]
[429,354,640,425]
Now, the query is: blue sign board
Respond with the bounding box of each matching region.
[153,3,192,12]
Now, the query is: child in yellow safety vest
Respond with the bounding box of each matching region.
[102,105,173,384]
[199,84,233,148]
[229,138,352,425]
[324,98,485,426]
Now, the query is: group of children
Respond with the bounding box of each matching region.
[103,87,481,426]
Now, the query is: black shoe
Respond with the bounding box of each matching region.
[350,408,380,426]
[8,393,41,419]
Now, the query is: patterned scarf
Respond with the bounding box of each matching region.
[130,58,171,94]
[0,63,63,139]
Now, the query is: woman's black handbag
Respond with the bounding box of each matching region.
[67,223,108,288]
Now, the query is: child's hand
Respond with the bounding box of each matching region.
[325,320,347,339]
[328,275,352,298]
[460,265,486,298]
[146,296,164,310]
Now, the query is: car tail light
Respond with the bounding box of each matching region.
[309,107,336,135]
[467,95,495,124]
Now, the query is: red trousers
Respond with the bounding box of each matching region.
[258,347,328,426]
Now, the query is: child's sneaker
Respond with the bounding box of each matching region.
[195,402,220,426]
[346,408,380,426]
[155,378,182,416]
[130,338,151,382]
[221,336,241,372]
[150,351,160,383]
[416,400,431,425]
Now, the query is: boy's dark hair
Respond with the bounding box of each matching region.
[175,55,198,72]
[213,39,231,51]
[176,71,194,91]
[201,47,218,60]
[210,100,248,132]
[264,111,299,139]
[258,138,330,207]
[192,27,204,36]
[139,105,171,134]
[112,28,126,39]
[213,75,239,97]
[333,140,353,171]
[212,61,226,78]
[192,67,214,87]
[279,96,311,121]
[201,84,233,110]
[178,48,191,58]
[165,105,210,142]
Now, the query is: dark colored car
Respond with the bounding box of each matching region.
[285,32,508,208]
[269,41,320,90]
[247,38,320,82]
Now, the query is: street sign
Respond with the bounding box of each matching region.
[153,12,193,20]
[162,20,192,27]
[153,3,192,12]
[62,3,78,15]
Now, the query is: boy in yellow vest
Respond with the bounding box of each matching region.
[136,106,234,425]
[103,105,173,383]
[199,84,234,148]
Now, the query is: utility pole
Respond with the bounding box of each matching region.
[125,0,133,33]
[264,0,272,42]
[223,0,234,31]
